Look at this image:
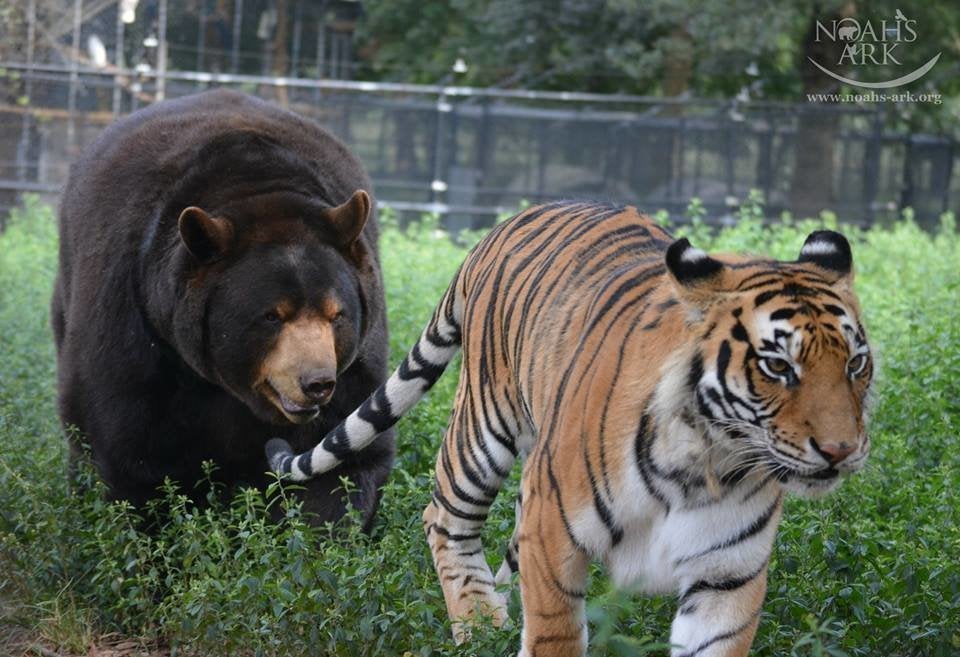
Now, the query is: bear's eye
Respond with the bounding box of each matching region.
[847,353,868,377]
[333,309,345,322]
[759,356,794,380]
[263,310,281,324]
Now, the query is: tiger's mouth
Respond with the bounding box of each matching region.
[770,459,846,497]
[702,421,858,494]
[774,465,840,482]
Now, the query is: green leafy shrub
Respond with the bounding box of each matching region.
[0,195,957,656]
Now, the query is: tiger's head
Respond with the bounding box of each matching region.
[665,231,872,497]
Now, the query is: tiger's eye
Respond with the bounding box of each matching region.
[765,358,791,374]
[759,356,794,381]
[847,353,868,376]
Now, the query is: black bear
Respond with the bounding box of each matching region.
[52,89,394,528]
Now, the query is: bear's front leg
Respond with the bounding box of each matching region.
[669,566,768,657]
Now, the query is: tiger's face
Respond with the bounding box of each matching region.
[667,231,872,497]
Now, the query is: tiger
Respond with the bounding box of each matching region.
[266,200,872,657]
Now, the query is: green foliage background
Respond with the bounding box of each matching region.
[0,196,958,656]
[355,1,960,134]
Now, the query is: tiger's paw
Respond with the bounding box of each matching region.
[450,595,510,644]
[264,437,294,473]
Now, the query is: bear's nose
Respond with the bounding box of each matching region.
[809,437,856,465]
[300,369,336,404]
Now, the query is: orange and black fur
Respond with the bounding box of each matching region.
[268,201,873,656]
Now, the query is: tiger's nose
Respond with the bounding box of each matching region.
[809,437,856,465]
[300,369,336,404]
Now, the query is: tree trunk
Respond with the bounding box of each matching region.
[790,3,856,218]
[661,23,693,207]
[662,24,693,102]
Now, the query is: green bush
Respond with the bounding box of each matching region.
[0,195,957,656]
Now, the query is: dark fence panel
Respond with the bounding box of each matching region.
[1,64,957,229]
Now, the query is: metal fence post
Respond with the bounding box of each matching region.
[756,108,773,203]
[863,109,882,224]
[231,0,243,73]
[113,0,125,117]
[536,120,547,200]
[157,0,168,101]
[197,0,208,72]
[429,90,448,206]
[17,0,37,182]
[475,99,491,197]
[446,99,459,177]
[668,114,687,204]
[291,0,303,77]
[67,0,82,154]
[723,109,734,201]
[943,141,955,216]
[314,1,327,104]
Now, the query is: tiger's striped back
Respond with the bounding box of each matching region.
[456,201,676,438]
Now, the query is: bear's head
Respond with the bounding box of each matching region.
[173,189,377,425]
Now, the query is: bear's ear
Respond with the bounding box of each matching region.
[178,206,234,263]
[665,238,731,303]
[797,230,853,284]
[322,189,371,248]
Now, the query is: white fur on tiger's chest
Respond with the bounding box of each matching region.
[602,488,780,593]
[568,417,782,595]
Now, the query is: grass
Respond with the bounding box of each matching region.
[1,194,958,656]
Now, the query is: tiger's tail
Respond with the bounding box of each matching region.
[265,270,464,481]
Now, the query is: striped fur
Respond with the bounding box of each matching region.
[266,202,873,656]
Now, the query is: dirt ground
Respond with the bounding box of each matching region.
[1,630,167,657]
[0,611,165,657]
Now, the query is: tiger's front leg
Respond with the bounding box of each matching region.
[669,567,768,657]
[517,476,591,657]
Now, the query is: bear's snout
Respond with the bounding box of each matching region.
[300,368,336,405]
[258,315,339,424]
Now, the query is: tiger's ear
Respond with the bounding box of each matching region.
[797,230,853,284]
[665,238,731,302]
[322,189,371,248]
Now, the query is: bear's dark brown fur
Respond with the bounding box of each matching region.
[52,89,394,527]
